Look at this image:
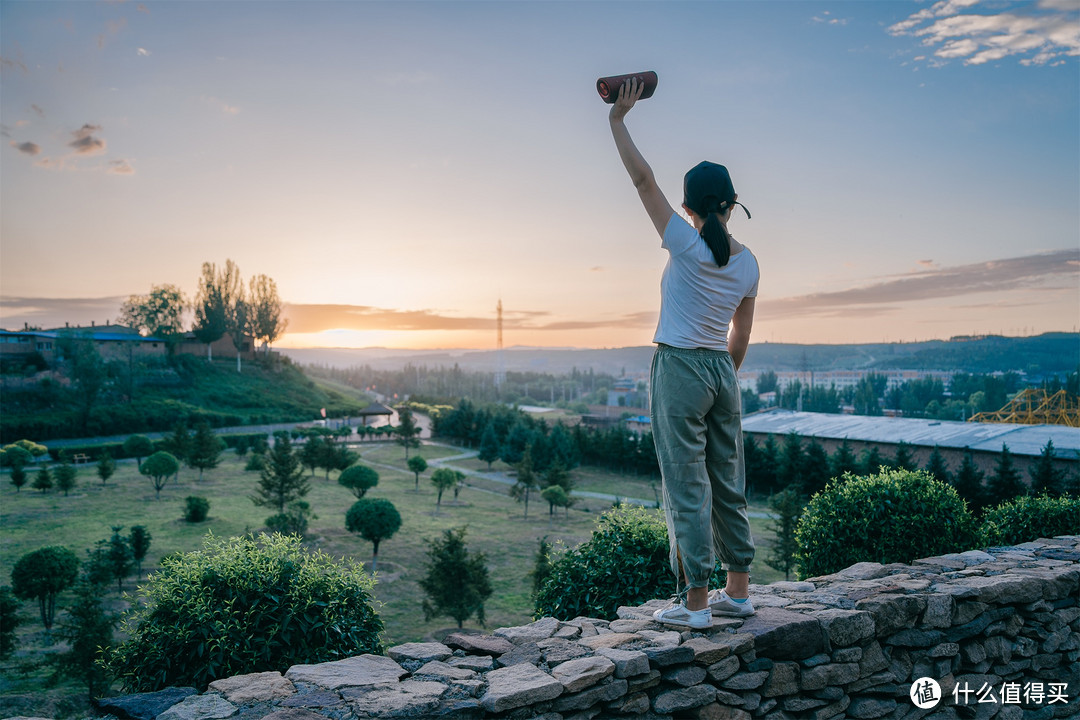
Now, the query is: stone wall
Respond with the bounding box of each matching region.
[94,536,1080,720]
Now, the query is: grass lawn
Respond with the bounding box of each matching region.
[0,439,782,717]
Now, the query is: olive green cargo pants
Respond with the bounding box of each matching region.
[650,344,755,588]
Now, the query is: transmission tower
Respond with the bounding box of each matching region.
[495,299,506,389]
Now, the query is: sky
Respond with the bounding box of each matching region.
[1,0,1078,351]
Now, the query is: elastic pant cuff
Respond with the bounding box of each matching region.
[721,563,752,574]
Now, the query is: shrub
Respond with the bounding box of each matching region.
[184,496,210,523]
[980,494,1080,547]
[105,533,383,692]
[265,501,315,537]
[534,504,724,621]
[794,469,979,580]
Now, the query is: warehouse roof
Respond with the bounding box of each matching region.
[740,408,1079,460]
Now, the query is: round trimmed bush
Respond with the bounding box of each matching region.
[795,469,979,580]
[184,496,210,523]
[106,533,383,691]
[533,504,724,621]
[980,494,1080,547]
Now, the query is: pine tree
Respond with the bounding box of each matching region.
[32,466,53,493]
[478,422,501,470]
[830,439,860,479]
[1030,440,1067,497]
[105,526,135,593]
[54,462,78,496]
[530,538,552,598]
[779,433,804,491]
[419,527,493,629]
[986,444,1026,507]
[765,488,804,581]
[10,465,27,493]
[924,446,951,485]
[802,440,831,497]
[187,422,225,481]
[952,451,986,511]
[51,576,115,699]
[96,452,116,484]
[252,437,310,513]
[395,407,421,459]
[128,526,152,580]
[861,446,885,476]
[892,441,917,471]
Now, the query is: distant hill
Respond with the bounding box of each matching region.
[282,333,1078,378]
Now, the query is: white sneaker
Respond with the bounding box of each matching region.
[652,602,712,629]
[708,589,755,617]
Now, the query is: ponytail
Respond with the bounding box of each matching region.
[699,201,731,268]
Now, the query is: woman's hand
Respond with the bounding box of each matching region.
[609,76,645,123]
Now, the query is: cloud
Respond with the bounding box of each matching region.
[137,47,151,56]
[757,249,1079,319]
[31,104,45,119]
[812,11,850,26]
[0,296,128,329]
[108,159,135,175]
[201,96,240,115]
[889,0,1080,66]
[69,124,106,155]
[282,304,656,335]
[11,141,41,156]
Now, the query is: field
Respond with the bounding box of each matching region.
[0,439,781,718]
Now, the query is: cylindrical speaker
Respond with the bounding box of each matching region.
[596,71,658,104]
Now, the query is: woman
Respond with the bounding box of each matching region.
[608,77,758,629]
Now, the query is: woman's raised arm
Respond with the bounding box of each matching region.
[608,78,675,237]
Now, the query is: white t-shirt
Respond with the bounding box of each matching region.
[652,213,759,351]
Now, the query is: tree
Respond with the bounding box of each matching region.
[161,422,192,472]
[778,433,804,491]
[511,445,539,519]
[141,452,180,499]
[861,446,885,476]
[129,526,152,580]
[431,468,462,509]
[478,422,500,469]
[419,527,492,629]
[51,575,115,699]
[765,487,804,581]
[193,260,242,361]
[265,500,315,537]
[1030,440,1067,497]
[802,440,831,497]
[0,587,19,658]
[187,422,225,480]
[830,439,859,479]
[105,526,135,593]
[57,332,107,433]
[252,437,310,513]
[924,446,951,486]
[96,452,116,484]
[300,436,322,477]
[123,434,154,470]
[756,370,778,395]
[11,546,80,634]
[407,455,428,491]
[228,295,251,373]
[892,441,917,471]
[986,444,1026,507]
[395,406,421,458]
[10,464,27,493]
[33,466,53,493]
[530,538,552,599]
[249,274,287,355]
[952,451,986,511]
[541,485,572,518]
[339,464,379,499]
[345,498,402,572]
[54,461,78,496]
[120,284,187,354]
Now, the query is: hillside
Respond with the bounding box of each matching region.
[282,333,1079,378]
[0,355,371,443]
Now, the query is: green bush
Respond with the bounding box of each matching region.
[794,468,979,580]
[533,504,723,621]
[980,494,1080,547]
[183,496,210,523]
[105,533,383,691]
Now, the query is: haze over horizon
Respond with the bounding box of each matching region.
[2,1,1078,351]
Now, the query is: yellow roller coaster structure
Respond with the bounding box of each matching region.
[968,389,1080,427]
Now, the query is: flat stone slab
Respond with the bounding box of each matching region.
[156,695,237,720]
[207,671,295,703]
[285,654,407,689]
[414,660,477,681]
[480,662,564,713]
[95,687,199,720]
[386,641,452,663]
[493,616,560,644]
[551,655,615,692]
[594,647,651,678]
[738,607,824,660]
[444,632,515,656]
[578,632,640,650]
[341,680,447,717]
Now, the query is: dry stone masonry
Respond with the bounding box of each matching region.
[88,536,1079,720]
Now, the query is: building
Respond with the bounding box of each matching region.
[741,408,1078,478]
[0,323,167,365]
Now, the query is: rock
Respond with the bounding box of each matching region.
[156,695,237,720]
[608,618,654,633]
[448,655,494,672]
[627,668,662,692]
[496,641,543,667]
[738,608,824,660]
[594,647,651,678]
[278,691,344,709]
[340,680,447,717]
[95,687,199,720]
[720,671,769,691]
[479,662,563,712]
[886,629,946,648]
[577,632,640,650]
[761,662,800,697]
[691,703,752,720]
[847,698,897,719]
[859,641,889,675]
[493,617,560,644]
[551,656,615,692]
[832,647,862,663]
[682,636,733,664]
[923,594,954,628]
[661,665,707,687]
[540,638,592,666]
[285,654,407,689]
[959,575,1044,605]
[551,678,627,712]
[207,671,295,703]
[782,696,828,712]
[854,595,926,636]
[261,711,327,720]
[652,684,717,713]
[386,641,452,663]
[814,562,890,582]
[707,655,741,683]
[414,660,477,681]
[815,609,875,647]
[644,643,696,667]
[771,581,817,593]
[607,691,651,715]
[929,642,960,658]
[444,633,516,656]
[799,662,861,691]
